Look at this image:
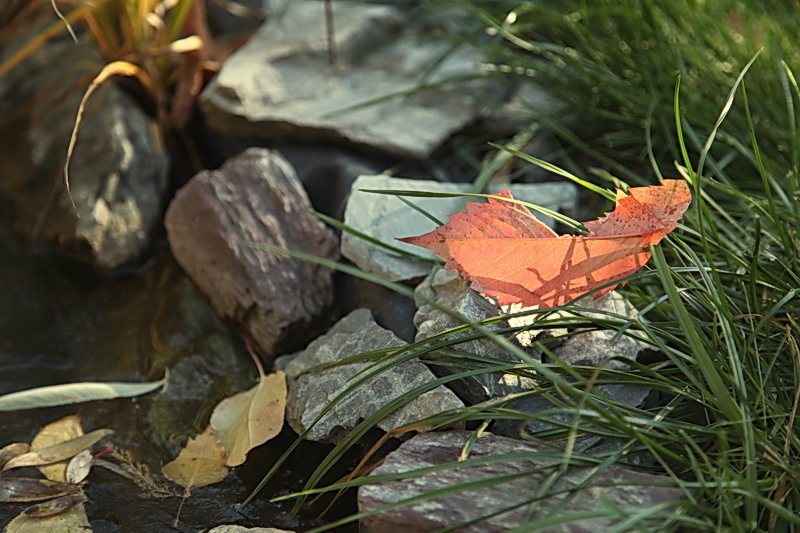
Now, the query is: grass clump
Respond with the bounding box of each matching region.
[240,2,800,532]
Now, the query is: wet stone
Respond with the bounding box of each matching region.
[358,431,687,533]
[281,309,464,443]
[164,148,339,360]
[0,42,169,270]
[341,175,577,282]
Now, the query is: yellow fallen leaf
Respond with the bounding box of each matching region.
[29,416,82,482]
[161,426,228,489]
[4,499,90,533]
[5,429,112,475]
[210,370,287,467]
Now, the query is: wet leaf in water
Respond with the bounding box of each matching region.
[65,450,93,484]
[27,415,83,482]
[161,426,229,489]
[210,370,287,467]
[4,498,90,532]
[5,428,113,476]
[22,491,88,517]
[0,478,78,503]
[0,442,30,469]
[0,376,166,411]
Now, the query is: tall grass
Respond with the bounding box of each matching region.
[239,1,800,530]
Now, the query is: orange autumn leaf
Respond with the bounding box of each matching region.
[400,180,691,308]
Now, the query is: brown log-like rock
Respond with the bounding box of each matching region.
[358,431,688,533]
[165,148,338,359]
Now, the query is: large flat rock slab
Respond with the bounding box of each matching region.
[165,148,338,359]
[199,1,507,159]
[281,309,464,443]
[359,431,687,533]
[342,175,577,281]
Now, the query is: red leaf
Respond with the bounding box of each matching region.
[400,180,691,308]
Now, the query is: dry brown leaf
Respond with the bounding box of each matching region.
[161,426,228,489]
[0,478,78,503]
[23,492,88,518]
[210,370,287,467]
[5,429,113,476]
[4,498,90,533]
[0,442,30,469]
[27,415,82,481]
[65,450,92,484]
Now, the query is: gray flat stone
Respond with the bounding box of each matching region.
[359,431,686,533]
[341,175,577,282]
[199,1,506,159]
[283,309,464,443]
[165,148,338,359]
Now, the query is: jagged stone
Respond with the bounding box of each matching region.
[414,269,540,404]
[165,148,338,359]
[359,431,686,533]
[282,309,464,443]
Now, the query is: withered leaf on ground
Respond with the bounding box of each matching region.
[401,180,691,308]
[65,450,93,484]
[0,478,78,503]
[27,415,83,482]
[23,491,88,518]
[5,428,112,474]
[161,426,229,489]
[0,442,30,470]
[4,498,90,533]
[210,370,287,467]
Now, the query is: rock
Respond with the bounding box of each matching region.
[414,269,540,404]
[282,309,464,443]
[164,148,338,359]
[0,42,169,270]
[341,175,577,282]
[489,384,656,452]
[200,1,506,159]
[548,291,652,370]
[358,431,686,533]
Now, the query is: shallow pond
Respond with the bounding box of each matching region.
[0,233,359,532]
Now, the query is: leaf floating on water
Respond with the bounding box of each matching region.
[400,180,691,308]
[65,450,93,485]
[161,426,229,489]
[4,498,90,533]
[0,478,77,503]
[27,415,84,482]
[210,370,287,467]
[0,376,166,412]
[22,492,88,518]
[0,442,30,470]
[5,429,113,475]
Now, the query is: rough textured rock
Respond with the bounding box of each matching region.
[414,272,655,421]
[414,269,540,404]
[0,42,169,269]
[489,384,657,457]
[164,148,338,359]
[282,309,464,443]
[200,1,506,159]
[358,431,686,533]
[549,291,653,370]
[342,175,578,282]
